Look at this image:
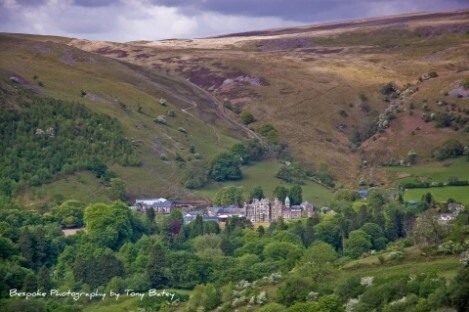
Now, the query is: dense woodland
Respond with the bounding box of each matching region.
[0,92,140,196]
[1,187,468,311]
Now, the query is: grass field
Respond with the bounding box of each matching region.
[341,256,461,280]
[404,186,469,203]
[16,172,113,208]
[192,159,333,206]
[389,158,469,185]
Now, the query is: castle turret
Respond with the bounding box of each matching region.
[285,196,290,208]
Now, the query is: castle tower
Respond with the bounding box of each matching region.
[285,196,290,209]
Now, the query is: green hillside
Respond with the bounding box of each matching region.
[0,34,248,205]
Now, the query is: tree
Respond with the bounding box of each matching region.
[231,143,250,165]
[190,215,204,238]
[258,123,279,144]
[110,178,126,201]
[193,234,222,257]
[334,189,360,202]
[250,185,265,201]
[302,241,337,281]
[314,221,341,250]
[276,163,307,184]
[303,217,315,247]
[181,161,208,189]
[277,276,313,307]
[360,223,387,250]
[209,152,242,181]
[384,204,404,241]
[450,267,469,312]
[289,184,303,205]
[37,266,51,291]
[84,201,133,249]
[147,243,167,288]
[52,200,86,228]
[214,186,244,207]
[239,111,255,125]
[344,230,372,259]
[145,207,155,222]
[413,210,446,246]
[273,185,289,202]
[220,232,233,256]
[186,283,220,311]
[87,157,107,178]
[432,140,464,161]
[290,220,305,244]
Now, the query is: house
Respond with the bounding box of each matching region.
[208,205,244,218]
[135,198,173,213]
[437,213,455,225]
[301,201,316,218]
[437,202,465,225]
[358,190,368,198]
[244,196,313,222]
[183,211,204,223]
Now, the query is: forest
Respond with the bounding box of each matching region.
[0,92,140,196]
[1,187,468,312]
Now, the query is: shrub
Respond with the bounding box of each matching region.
[276,162,307,184]
[431,140,464,161]
[258,123,279,144]
[155,116,167,124]
[240,111,255,125]
[380,83,396,95]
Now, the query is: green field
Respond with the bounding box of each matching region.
[389,158,469,185]
[404,186,469,203]
[192,159,333,206]
[341,256,461,280]
[16,172,113,208]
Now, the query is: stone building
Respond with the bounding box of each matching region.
[244,196,314,222]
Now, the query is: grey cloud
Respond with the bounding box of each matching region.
[16,0,47,6]
[72,0,119,7]
[152,0,469,23]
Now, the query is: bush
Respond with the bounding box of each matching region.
[276,162,307,184]
[155,115,167,124]
[239,111,255,125]
[431,140,464,161]
[258,123,279,144]
[209,152,242,181]
[380,83,396,95]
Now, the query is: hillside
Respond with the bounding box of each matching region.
[2,9,469,312]
[1,10,469,207]
[0,33,253,205]
[68,9,469,187]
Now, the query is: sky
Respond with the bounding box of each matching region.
[1,0,468,42]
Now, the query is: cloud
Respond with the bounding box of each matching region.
[72,0,119,7]
[0,0,467,42]
[150,0,469,23]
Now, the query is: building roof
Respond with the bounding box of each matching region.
[136,198,171,206]
[358,190,368,197]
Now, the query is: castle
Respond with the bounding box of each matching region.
[244,196,315,222]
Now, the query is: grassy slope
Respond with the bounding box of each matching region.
[0,34,243,205]
[68,11,469,188]
[384,157,469,203]
[192,159,333,206]
[388,158,469,183]
[404,186,469,203]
